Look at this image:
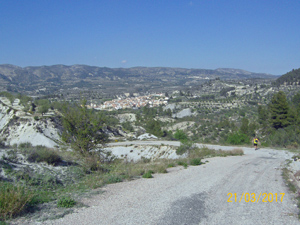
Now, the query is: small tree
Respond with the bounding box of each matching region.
[174,129,188,142]
[145,119,163,137]
[35,99,50,115]
[38,104,49,115]
[61,100,108,156]
[269,91,290,129]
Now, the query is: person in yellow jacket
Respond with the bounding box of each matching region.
[253,137,259,150]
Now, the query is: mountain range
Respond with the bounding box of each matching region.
[0,64,277,95]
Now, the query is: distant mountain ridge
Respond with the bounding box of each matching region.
[0,64,276,83]
[0,64,277,95]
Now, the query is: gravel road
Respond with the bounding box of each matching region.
[36,142,300,224]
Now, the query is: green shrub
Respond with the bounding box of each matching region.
[14,170,62,189]
[176,141,195,155]
[142,170,154,178]
[226,132,249,145]
[174,129,188,142]
[18,142,32,149]
[190,158,203,166]
[0,182,33,220]
[33,174,62,188]
[177,161,188,169]
[261,142,269,147]
[122,121,134,132]
[27,147,62,165]
[104,174,123,184]
[167,163,175,168]
[35,99,51,115]
[145,119,164,137]
[57,197,76,208]
[264,126,300,148]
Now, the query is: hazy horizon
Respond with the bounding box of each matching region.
[1,0,299,75]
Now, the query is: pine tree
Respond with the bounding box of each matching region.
[269,91,290,129]
[258,105,269,125]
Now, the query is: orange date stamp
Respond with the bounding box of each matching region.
[227,193,285,203]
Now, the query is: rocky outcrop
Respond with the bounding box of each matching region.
[105,144,182,162]
[0,98,62,148]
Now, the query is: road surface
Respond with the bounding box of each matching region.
[37,142,300,224]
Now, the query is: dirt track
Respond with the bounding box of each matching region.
[27,142,300,224]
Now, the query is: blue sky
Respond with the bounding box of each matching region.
[0,0,299,75]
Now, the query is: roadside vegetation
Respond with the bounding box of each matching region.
[282,161,300,219]
[0,142,243,222]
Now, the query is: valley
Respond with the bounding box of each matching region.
[0,65,300,224]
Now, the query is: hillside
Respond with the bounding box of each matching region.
[0,64,276,97]
[275,68,300,86]
[1,72,300,223]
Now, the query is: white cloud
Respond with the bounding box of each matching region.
[121,60,127,64]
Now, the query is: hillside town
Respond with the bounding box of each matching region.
[88,93,169,110]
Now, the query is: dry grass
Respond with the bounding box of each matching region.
[113,159,169,179]
[188,146,244,159]
[0,183,33,220]
[227,148,244,156]
[109,146,244,180]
